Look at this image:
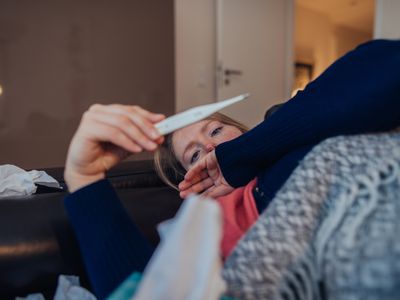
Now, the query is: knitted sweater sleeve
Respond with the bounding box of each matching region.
[64,179,154,299]
[216,39,400,187]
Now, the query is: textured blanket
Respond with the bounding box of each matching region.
[223,131,400,300]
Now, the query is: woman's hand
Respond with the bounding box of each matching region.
[178,150,234,199]
[65,104,165,192]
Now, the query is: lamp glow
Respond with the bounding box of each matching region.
[0,85,3,96]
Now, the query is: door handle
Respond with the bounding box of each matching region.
[224,69,243,76]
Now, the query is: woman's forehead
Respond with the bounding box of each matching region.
[172,120,211,152]
[174,119,210,137]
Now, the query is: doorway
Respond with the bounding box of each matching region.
[215,0,294,127]
[293,0,375,95]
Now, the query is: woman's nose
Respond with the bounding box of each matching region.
[206,143,215,152]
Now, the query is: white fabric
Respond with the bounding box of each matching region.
[17,275,97,300]
[133,195,226,300]
[53,275,97,300]
[0,164,61,198]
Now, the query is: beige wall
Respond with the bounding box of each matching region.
[174,0,216,111]
[374,0,400,39]
[295,4,372,80]
[0,0,175,169]
[295,6,335,79]
[334,25,372,58]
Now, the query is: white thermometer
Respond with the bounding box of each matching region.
[155,93,249,135]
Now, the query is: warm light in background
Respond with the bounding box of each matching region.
[0,85,3,96]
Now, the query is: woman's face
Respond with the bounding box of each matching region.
[172,119,243,171]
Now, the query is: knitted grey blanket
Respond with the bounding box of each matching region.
[222,131,400,300]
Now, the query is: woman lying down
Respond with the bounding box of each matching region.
[64,39,400,300]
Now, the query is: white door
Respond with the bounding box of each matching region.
[216,0,294,127]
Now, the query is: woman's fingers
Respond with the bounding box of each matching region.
[86,107,162,151]
[180,151,227,198]
[179,177,214,199]
[100,144,131,170]
[89,104,165,141]
[201,185,234,199]
[65,116,141,192]
[124,105,164,139]
[185,151,219,181]
[179,170,208,190]
[88,110,156,151]
[66,103,165,192]
[80,115,144,153]
[184,157,208,182]
[127,105,166,123]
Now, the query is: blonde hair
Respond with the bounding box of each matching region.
[154,112,248,190]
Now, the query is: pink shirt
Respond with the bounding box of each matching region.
[215,178,259,259]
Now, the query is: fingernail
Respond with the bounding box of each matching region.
[133,146,143,153]
[147,141,157,150]
[151,130,160,139]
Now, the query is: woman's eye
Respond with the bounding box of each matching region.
[211,126,223,137]
[190,150,200,164]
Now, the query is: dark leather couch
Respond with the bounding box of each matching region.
[0,160,182,300]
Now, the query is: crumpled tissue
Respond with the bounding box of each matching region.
[0,164,61,198]
[16,275,96,300]
[130,194,227,300]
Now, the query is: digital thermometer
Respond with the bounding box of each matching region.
[155,93,249,135]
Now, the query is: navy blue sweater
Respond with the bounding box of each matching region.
[65,39,400,299]
[217,39,400,197]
